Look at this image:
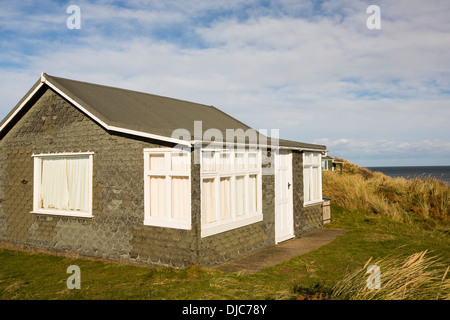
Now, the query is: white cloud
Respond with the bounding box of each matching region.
[0,0,449,166]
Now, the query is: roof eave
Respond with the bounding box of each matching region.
[0,78,45,134]
[191,140,327,153]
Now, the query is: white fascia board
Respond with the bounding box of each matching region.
[43,77,191,148]
[193,140,326,153]
[44,80,108,129]
[32,151,95,157]
[0,82,45,133]
[278,146,328,153]
[194,140,267,149]
[108,125,191,147]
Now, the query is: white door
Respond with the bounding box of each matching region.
[275,150,294,244]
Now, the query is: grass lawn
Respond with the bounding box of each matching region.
[2,203,450,300]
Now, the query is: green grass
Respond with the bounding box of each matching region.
[1,160,449,299]
[2,203,450,300]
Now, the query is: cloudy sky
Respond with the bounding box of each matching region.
[0,0,449,166]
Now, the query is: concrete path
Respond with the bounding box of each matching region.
[212,228,348,274]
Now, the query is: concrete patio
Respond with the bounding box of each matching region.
[211,228,348,274]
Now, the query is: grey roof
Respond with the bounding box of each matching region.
[0,73,326,151]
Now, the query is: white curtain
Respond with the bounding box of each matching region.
[304,166,311,202]
[171,176,189,220]
[248,153,257,169]
[150,176,166,218]
[220,177,231,220]
[171,153,189,171]
[149,154,165,171]
[220,153,232,171]
[202,151,216,172]
[249,175,257,213]
[312,166,320,201]
[40,157,89,212]
[66,157,89,212]
[147,151,191,221]
[202,179,216,223]
[235,176,245,216]
[304,166,320,202]
[40,157,69,210]
[235,153,245,170]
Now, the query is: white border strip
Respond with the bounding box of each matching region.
[0,82,45,133]
[0,75,191,148]
[109,125,190,147]
[201,214,263,238]
[44,79,192,148]
[193,140,326,153]
[32,151,95,157]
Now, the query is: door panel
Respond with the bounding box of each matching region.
[275,151,294,244]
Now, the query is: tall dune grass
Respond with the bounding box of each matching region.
[322,160,450,224]
[330,251,450,300]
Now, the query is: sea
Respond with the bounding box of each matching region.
[365,166,450,185]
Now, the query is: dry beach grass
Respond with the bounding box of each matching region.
[323,160,450,224]
[330,250,450,300]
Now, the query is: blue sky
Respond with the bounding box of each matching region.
[0,0,449,166]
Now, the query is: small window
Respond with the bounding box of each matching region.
[235,152,245,170]
[202,178,216,224]
[32,153,93,218]
[249,174,258,212]
[202,151,216,172]
[149,153,165,171]
[235,176,246,216]
[303,152,323,205]
[220,152,232,171]
[248,152,258,169]
[219,177,232,220]
[144,148,191,229]
[171,152,189,171]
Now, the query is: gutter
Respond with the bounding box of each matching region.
[191,140,327,154]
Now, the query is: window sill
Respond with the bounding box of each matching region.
[143,218,191,230]
[31,209,93,218]
[303,199,324,207]
[201,213,263,238]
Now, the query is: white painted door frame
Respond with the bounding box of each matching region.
[274,150,294,244]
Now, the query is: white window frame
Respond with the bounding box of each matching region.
[200,148,263,238]
[322,159,328,171]
[143,148,191,230]
[32,152,94,218]
[303,152,323,206]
